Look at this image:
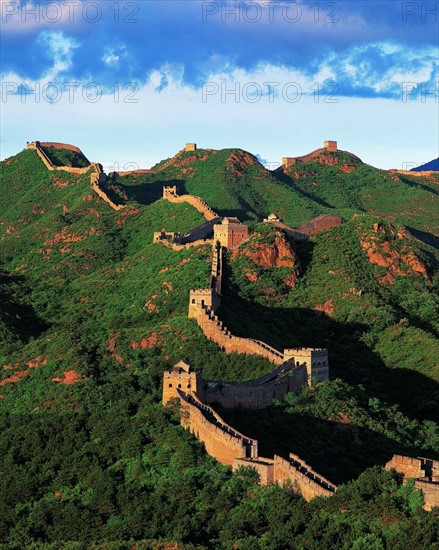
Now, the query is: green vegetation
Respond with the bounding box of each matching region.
[42,146,90,168]
[112,147,439,240]
[0,146,438,547]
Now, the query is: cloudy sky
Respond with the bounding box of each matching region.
[1,0,438,169]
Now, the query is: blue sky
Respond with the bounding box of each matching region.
[1,0,438,169]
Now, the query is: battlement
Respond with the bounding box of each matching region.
[163,360,204,405]
[282,141,338,168]
[163,359,337,499]
[385,455,439,510]
[163,185,178,199]
[188,288,220,318]
[283,348,329,385]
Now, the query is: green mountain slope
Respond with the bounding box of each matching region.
[0,145,438,547]
[112,147,439,240]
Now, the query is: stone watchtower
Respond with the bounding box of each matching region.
[162,359,204,405]
[283,348,329,386]
[213,217,248,248]
[185,143,197,152]
[323,141,337,152]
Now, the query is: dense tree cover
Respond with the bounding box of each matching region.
[221,379,439,485]
[0,148,438,547]
[0,368,437,548]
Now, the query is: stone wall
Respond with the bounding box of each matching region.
[294,215,343,237]
[385,454,439,510]
[233,457,275,485]
[389,169,438,178]
[204,363,307,409]
[181,218,221,243]
[385,455,424,478]
[28,141,124,211]
[178,391,258,465]
[266,215,342,241]
[273,454,337,500]
[39,142,83,153]
[282,141,338,168]
[163,186,218,221]
[414,480,439,511]
[195,306,286,365]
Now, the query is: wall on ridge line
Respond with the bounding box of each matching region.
[33,143,91,174]
[294,215,343,236]
[155,237,214,251]
[178,392,258,466]
[163,186,218,221]
[389,169,438,177]
[91,181,124,211]
[28,142,123,211]
[39,142,82,154]
[195,308,284,365]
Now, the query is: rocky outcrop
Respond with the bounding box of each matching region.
[359,223,429,285]
[232,230,299,288]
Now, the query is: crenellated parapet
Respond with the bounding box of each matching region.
[385,455,439,510]
[163,359,337,499]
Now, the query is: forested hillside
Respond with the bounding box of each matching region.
[0,145,438,548]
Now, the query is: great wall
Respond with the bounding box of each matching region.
[25,140,439,508]
[155,173,439,508]
[157,181,340,501]
[26,141,124,211]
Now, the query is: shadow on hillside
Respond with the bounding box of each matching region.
[398,175,439,197]
[0,273,49,342]
[407,226,439,250]
[117,179,185,206]
[272,170,335,210]
[100,183,127,208]
[218,294,439,423]
[218,406,438,486]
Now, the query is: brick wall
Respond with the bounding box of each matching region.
[163,186,218,221]
[28,142,124,211]
[178,391,258,465]
[414,480,439,511]
[204,365,307,409]
[40,142,83,153]
[233,457,275,484]
[273,454,336,501]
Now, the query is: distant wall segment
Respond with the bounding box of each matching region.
[27,141,124,211]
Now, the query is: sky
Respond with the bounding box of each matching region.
[1,0,438,170]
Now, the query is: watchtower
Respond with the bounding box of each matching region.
[185,143,197,152]
[282,157,297,168]
[188,288,219,318]
[213,217,248,248]
[162,359,203,405]
[283,348,329,386]
[163,185,178,199]
[323,141,337,152]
